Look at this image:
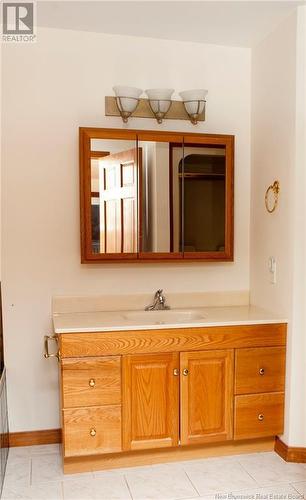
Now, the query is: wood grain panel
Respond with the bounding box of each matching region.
[63,405,122,457]
[235,347,286,395]
[81,128,234,142]
[180,350,234,445]
[62,356,121,408]
[137,132,184,143]
[59,324,287,358]
[183,135,234,146]
[234,392,284,440]
[123,352,179,451]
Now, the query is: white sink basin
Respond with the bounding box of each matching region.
[121,309,205,324]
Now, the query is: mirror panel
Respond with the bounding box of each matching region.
[138,140,183,254]
[182,145,226,253]
[81,129,234,262]
[90,138,138,255]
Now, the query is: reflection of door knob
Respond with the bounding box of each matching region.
[173,369,179,376]
[89,378,95,387]
[183,368,189,376]
[90,428,96,436]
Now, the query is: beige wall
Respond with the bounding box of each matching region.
[2,28,251,431]
[250,7,306,446]
[250,12,296,316]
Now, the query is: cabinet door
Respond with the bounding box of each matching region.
[180,349,234,445]
[123,352,179,451]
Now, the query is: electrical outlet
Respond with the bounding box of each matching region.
[268,256,276,284]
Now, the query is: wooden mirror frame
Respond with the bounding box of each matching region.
[80,127,234,263]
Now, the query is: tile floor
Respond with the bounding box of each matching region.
[1,445,306,500]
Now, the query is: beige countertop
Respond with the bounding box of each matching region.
[53,305,287,334]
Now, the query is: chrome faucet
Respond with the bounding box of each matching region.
[145,289,170,311]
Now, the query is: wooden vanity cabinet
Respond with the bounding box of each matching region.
[180,350,234,445]
[234,392,285,440]
[61,356,122,458]
[233,346,286,440]
[63,405,122,457]
[58,323,286,472]
[122,350,234,451]
[122,352,179,451]
[62,356,121,408]
[235,347,286,395]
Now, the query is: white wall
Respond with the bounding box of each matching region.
[250,12,296,316]
[286,5,306,448]
[0,42,2,282]
[2,28,251,432]
[250,7,306,447]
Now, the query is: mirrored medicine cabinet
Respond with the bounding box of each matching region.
[80,128,234,263]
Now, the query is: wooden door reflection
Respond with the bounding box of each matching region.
[98,148,139,254]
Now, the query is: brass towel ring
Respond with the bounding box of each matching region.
[265,181,280,213]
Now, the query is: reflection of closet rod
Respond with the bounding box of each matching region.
[178,173,225,178]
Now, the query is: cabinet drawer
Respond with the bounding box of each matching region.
[235,347,285,395]
[63,405,122,457]
[62,357,121,408]
[234,392,284,440]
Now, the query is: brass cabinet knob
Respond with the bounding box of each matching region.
[173,368,179,376]
[183,368,189,376]
[89,378,95,388]
[258,414,264,421]
[259,368,265,376]
[90,428,96,436]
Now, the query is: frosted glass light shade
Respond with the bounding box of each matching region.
[145,88,174,123]
[179,89,208,124]
[113,86,142,122]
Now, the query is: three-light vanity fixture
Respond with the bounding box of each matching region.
[106,86,208,125]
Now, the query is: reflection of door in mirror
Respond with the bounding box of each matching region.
[139,141,183,254]
[90,139,139,254]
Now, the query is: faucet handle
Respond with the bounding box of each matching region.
[155,289,163,297]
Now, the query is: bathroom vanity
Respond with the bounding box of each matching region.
[49,304,287,473]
